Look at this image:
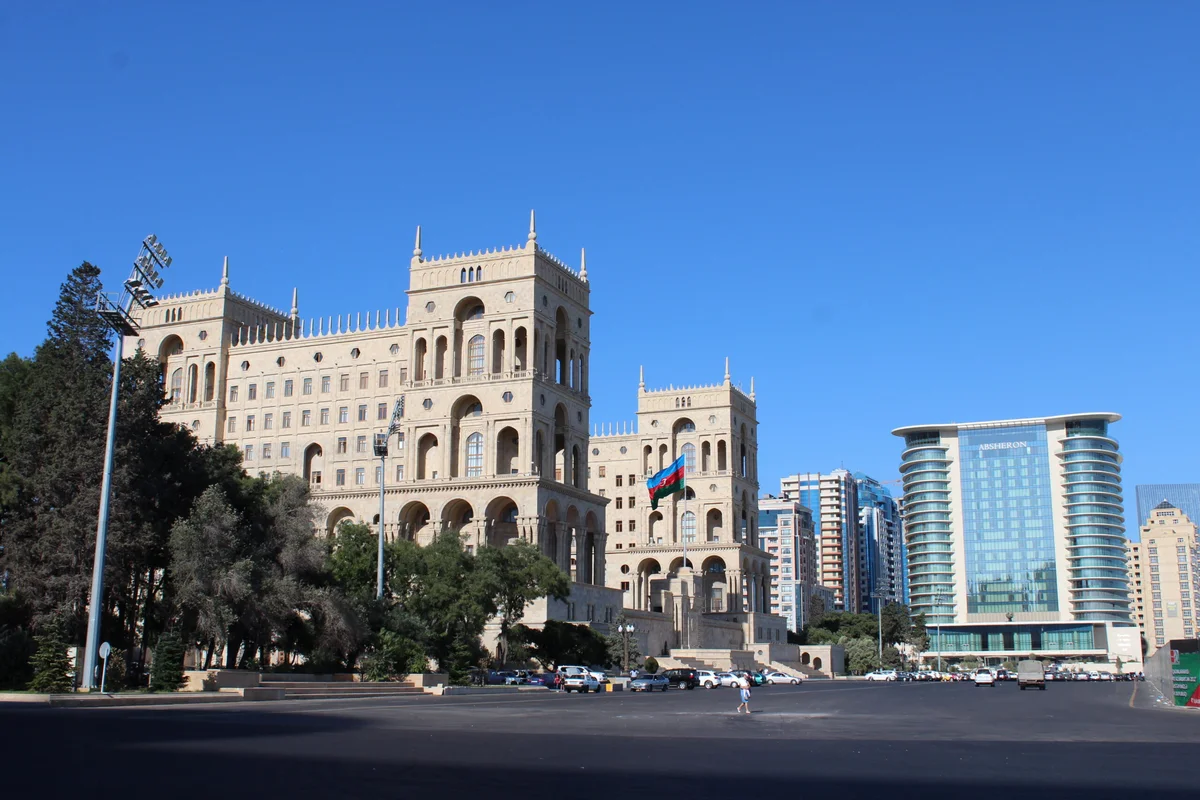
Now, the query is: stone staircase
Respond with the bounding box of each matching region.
[259,677,425,700]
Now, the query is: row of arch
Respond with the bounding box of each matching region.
[640,417,753,481]
[627,555,772,614]
[460,266,484,283]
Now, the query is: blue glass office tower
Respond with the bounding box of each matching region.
[1136,484,1200,531]
[855,473,906,613]
[892,414,1140,667]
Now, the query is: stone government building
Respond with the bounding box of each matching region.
[129,216,840,676]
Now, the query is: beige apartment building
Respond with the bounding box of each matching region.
[1129,501,1200,655]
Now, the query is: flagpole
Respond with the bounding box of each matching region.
[682,456,689,650]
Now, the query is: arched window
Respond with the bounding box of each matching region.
[682,511,696,544]
[476,266,483,281]
[467,335,485,376]
[460,268,467,283]
[469,267,475,282]
[465,432,484,477]
[682,443,696,474]
[466,305,484,320]
[169,369,183,403]
[465,401,483,417]
[187,364,198,404]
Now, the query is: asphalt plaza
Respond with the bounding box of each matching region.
[2,680,1196,800]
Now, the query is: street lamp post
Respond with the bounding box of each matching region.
[871,591,887,669]
[620,623,635,673]
[85,235,172,690]
[933,593,951,674]
[372,399,404,599]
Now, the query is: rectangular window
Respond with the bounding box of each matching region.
[339,374,349,392]
[378,403,387,420]
[336,469,346,486]
[356,435,367,453]
[264,413,273,430]
[599,466,606,478]
[303,378,313,395]
[396,464,404,481]
[400,368,408,382]
[616,475,623,487]
[615,498,623,509]
[355,468,365,485]
[628,496,635,508]
[359,372,369,390]
[301,410,311,426]
[397,433,405,449]
[229,386,239,402]
[379,369,389,388]
[266,381,275,399]
[281,442,290,458]
[248,384,257,401]
[244,444,254,460]
[616,521,623,532]
[629,520,636,532]
[358,404,367,422]
[337,437,347,454]
[338,407,349,423]
[629,474,635,486]
[282,411,291,429]
[321,376,331,393]
[227,416,237,433]
[375,466,383,484]
[320,408,330,425]
[262,443,272,459]
[284,380,294,397]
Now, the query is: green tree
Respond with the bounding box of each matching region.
[844,637,878,675]
[475,540,569,665]
[604,612,642,671]
[880,603,912,646]
[149,631,185,692]
[518,620,607,670]
[907,612,929,653]
[28,617,72,693]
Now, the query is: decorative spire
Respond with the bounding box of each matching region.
[724,357,730,384]
[413,225,422,259]
[221,256,230,288]
[639,365,645,391]
[579,247,587,282]
[527,209,537,243]
[290,287,298,319]
[750,376,756,399]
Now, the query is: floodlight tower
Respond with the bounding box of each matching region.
[84,235,172,689]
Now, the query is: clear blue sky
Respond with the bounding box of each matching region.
[2,2,1198,507]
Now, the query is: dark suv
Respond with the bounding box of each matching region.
[664,668,698,690]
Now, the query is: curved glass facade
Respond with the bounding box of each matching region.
[1059,426,1131,621]
[901,432,954,623]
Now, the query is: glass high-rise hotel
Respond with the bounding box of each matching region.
[893,413,1142,667]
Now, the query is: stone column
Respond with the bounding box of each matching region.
[571,528,583,582]
[441,423,452,480]
[593,532,606,586]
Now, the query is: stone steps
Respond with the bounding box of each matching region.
[258,680,424,699]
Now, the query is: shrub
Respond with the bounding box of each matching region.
[644,656,659,674]
[148,632,185,692]
[28,618,72,694]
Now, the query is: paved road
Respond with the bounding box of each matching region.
[2,680,1195,799]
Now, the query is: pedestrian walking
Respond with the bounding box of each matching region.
[736,676,752,714]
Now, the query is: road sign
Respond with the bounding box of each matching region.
[99,642,111,660]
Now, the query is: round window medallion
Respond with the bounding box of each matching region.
[502,391,513,403]
[422,398,433,410]
[390,343,400,355]
[592,447,599,456]
[277,356,286,367]
[710,484,717,492]
[136,338,145,348]
[198,330,208,341]
[505,291,515,303]
[313,352,323,362]
[350,348,360,358]
[650,420,659,428]
[240,360,249,371]
[425,301,435,313]
[709,415,717,424]
[620,565,631,574]
[191,420,200,430]
[619,446,628,454]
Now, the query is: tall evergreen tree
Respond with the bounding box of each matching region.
[28,616,73,693]
[2,263,112,637]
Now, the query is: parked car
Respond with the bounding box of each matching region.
[663,668,699,690]
[716,672,742,687]
[587,668,610,685]
[1017,660,1046,691]
[524,673,551,687]
[629,673,670,692]
[1098,671,1114,682]
[504,670,531,685]
[731,670,766,686]
[864,670,898,682]
[973,668,996,687]
[562,672,601,693]
[764,671,802,685]
[696,670,721,689]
